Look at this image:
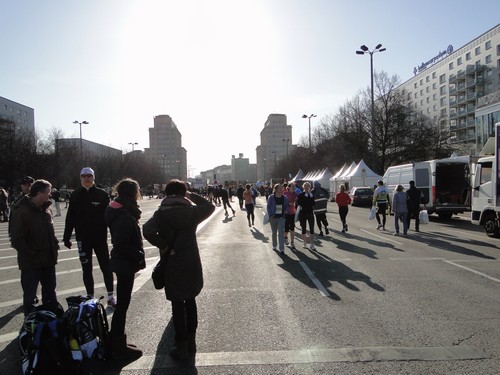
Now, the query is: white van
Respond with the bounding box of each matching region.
[382,156,473,219]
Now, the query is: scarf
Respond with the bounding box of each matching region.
[113,196,142,221]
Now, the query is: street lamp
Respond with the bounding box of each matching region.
[356,43,386,153]
[301,114,317,149]
[73,120,89,162]
[282,138,290,158]
[128,142,138,152]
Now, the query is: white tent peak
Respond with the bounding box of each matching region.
[346,159,380,178]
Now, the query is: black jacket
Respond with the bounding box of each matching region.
[10,196,59,270]
[143,193,215,301]
[105,199,145,274]
[63,185,110,243]
[406,186,424,211]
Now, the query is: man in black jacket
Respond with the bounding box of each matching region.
[406,180,424,232]
[63,167,115,307]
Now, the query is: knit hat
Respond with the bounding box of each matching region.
[21,176,34,185]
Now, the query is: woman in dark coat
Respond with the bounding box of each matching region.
[143,179,215,360]
[105,178,145,360]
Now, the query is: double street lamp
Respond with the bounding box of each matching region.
[355,43,386,153]
[73,120,89,162]
[128,142,138,152]
[302,114,317,149]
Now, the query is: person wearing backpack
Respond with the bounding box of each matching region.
[105,178,145,360]
[143,179,215,360]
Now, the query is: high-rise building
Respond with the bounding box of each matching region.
[256,114,293,181]
[146,115,187,181]
[396,24,500,154]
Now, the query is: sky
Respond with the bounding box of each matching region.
[1,1,499,177]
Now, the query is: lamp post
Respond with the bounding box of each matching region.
[301,114,316,149]
[128,142,138,152]
[282,138,290,158]
[73,120,89,162]
[356,43,386,153]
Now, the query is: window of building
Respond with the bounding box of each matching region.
[414,93,417,99]
[426,86,430,93]
[485,40,491,50]
[414,82,418,89]
[427,108,430,114]
[440,86,446,95]
[433,93,437,100]
[420,89,423,96]
[440,97,446,106]
[426,97,430,103]
[475,46,481,55]
[420,79,423,86]
[407,93,412,100]
[432,82,437,90]
[449,62,454,69]
[426,76,430,82]
[420,100,423,106]
[432,72,437,79]
[476,59,481,67]
[457,57,462,65]
[439,74,446,83]
[485,54,492,64]
[466,52,471,61]
[433,105,437,111]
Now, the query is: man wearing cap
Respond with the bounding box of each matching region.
[63,167,116,307]
[312,181,330,236]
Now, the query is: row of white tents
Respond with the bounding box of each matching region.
[290,159,382,193]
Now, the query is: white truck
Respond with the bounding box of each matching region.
[471,122,500,238]
[382,155,473,220]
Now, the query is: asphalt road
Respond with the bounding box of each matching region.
[0,196,499,374]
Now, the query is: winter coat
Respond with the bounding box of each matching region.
[143,193,215,301]
[105,198,145,274]
[392,191,409,214]
[63,185,110,243]
[312,186,329,214]
[10,196,59,270]
[296,192,315,216]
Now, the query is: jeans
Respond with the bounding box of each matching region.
[110,272,135,337]
[171,299,198,342]
[269,216,285,250]
[21,265,57,316]
[394,212,408,234]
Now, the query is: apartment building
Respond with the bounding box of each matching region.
[145,115,187,181]
[256,114,293,181]
[397,24,500,154]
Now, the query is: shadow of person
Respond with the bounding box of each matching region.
[151,318,198,373]
[250,227,269,244]
[415,231,496,259]
[0,305,23,330]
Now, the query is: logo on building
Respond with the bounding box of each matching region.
[413,44,453,75]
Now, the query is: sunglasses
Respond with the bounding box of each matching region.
[81,174,93,178]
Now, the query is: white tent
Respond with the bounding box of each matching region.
[329,163,346,193]
[310,168,333,191]
[289,169,305,183]
[340,159,381,190]
[330,161,357,193]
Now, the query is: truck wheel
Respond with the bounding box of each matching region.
[484,213,500,238]
[437,212,453,220]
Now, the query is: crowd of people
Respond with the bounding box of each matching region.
[6,169,425,363]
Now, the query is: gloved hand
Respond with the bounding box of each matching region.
[64,240,72,249]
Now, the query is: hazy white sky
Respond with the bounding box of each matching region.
[1,1,499,176]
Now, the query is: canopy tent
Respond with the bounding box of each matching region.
[310,168,333,190]
[329,161,356,193]
[337,159,381,190]
[289,169,305,183]
[329,163,346,193]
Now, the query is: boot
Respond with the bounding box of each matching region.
[170,340,189,360]
[111,334,142,360]
[187,333,197,353]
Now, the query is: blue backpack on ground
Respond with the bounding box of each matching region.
[19,308,81,375]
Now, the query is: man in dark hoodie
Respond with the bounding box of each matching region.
[143,179,215,360]
[10,179,60,316]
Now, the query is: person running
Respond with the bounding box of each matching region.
[283,182,298,249]
[266,184,288,254]
[243,184,255,227]
[335,184,351,233]
[236,184,245,210]
[373,180,390,230]
[63,167,116,308]
[105,178,145,359]
[296,182,316,250]
[219,185,236,216]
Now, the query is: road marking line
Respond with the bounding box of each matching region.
[359,229,402,244]
[443,260,500,283]
[121,346,487,370]
[389,257,446,261]
[298,261,329,297]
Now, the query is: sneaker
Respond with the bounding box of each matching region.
[341,229,345,233]
[319,231,324,237]
[290,242,296,249]
[107,296,117,308]
[303,243,308,249]
[325,228,329,235]
[383,226,386,230]
[284,238,289,246]
[272,246,277,251]
[248,222,251,227]
[309,244,316,251]
[377,224,382,230]
[232,210,236,215]
[393,233,399,236]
